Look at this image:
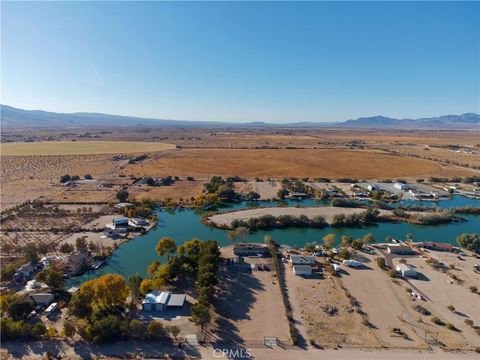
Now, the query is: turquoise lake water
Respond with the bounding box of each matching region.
[69,196,480,285]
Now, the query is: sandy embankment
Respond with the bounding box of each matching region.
[208,206,390,228]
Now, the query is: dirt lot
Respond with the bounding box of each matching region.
[395,252,480,348]
[339,252,427,348]
[125,148,477,180]
[211,246,290,346]
[283,256,380,347]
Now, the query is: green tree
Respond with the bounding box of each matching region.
[277,188,289,200]
[147,320,164,339]
[35,265,65,291]
[8,298,34,320]
[127,273,143,303]
[116,189,129,203]
[155,237,177,260]
[59,242,74,254]
[32,322,47,338]
[129,319,146,339]
[68,291,93,318]
[63,321,76,338]
[191,302,211,331]
[23,242,38,264]
[456,233,480,251]
[75,237,88,252]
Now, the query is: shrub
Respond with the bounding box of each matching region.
[447,305,455,312]
[469,286,478,293]
[464,319,474,326]
[445,323,459,331]
[388,269,397,278]
[431,317,445,326]
[376,257,387,270]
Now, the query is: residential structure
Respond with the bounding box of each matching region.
[30,293,54,309]
[396,263,417,277]
[419,242,456,252]
[387,244,416,255]
[290,255,316,265]
[142,291,186,311]
[343,259,362,267]
[292,265,312,276]
[233,244,269,257]
[112,217,129,229]
[14,262,36,282]
[394,182,409,190]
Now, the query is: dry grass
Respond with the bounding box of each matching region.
[0,140,175,156]
[125,148,477,180]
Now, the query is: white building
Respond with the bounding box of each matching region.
[396,263,417,278]
[394,182,409,190]
[290,255,316,265]
[342,259,362,268]
[387,244,415,255]
[292,265,312,276]
[142,291,186,311]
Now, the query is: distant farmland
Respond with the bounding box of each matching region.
[0,141,176,156]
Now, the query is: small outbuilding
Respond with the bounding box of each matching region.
[394,182,409,190]
[396,263,417,277]
[342,259,362,268]
[292,265,312,276]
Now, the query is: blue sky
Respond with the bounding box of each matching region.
[1,1,479,122]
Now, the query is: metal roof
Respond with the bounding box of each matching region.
[143,291,170,305]
[167,294,186,307]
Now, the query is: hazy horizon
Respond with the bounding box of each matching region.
[2,1,479,123]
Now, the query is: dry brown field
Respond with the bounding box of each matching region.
[0,140,175,156]
[1,129,479,210]
[124,148,478,180]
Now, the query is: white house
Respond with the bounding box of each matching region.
[396,263,417,278]
[290,255,316,265]
[394,182,409,190]
[387,244,415,255]
[342,259,362,268]
[142,291,186,311]
[292,265,312,276]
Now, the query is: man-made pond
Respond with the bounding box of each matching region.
[70,196,480,285]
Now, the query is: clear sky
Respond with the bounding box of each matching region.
[1,1,479,122]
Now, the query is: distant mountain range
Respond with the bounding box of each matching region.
[1,105,478,129]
